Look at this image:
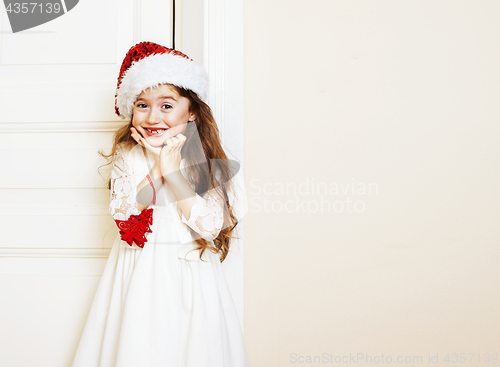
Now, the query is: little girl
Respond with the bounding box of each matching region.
[71,41,249,367]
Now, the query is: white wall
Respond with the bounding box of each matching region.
[243,1,500,366]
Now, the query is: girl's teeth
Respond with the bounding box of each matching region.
[146,128,167,134]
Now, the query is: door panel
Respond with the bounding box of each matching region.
[0,0,245,365]
[0,1,175,366]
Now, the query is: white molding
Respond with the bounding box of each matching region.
[204,0,225,141]
[203,0,244,162]
[0,79,116,90]
[203,0,245,332]
[0,205,109,216]
[134,0,142,44]
[117,0,136,75]
[0,121,126,133]
[0,248,111,258]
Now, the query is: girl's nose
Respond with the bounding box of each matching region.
[147,109,161,124]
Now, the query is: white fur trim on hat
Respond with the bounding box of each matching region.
[116,52,209,120]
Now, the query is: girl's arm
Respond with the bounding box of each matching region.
[109,145,142,221]
[164,170,226,242]
[156,133,228,242]
[136,159,163,211]
[158,133,226,241]
[110,145,155,248]
[163,170,197,219]
[129,127,168,211]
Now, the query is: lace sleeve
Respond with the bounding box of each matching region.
[109,145,141,221]
[109,145,154,248]
[180,188,225,242]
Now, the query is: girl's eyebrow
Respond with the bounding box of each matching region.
[136,95,177,102]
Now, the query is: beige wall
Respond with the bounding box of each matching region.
[243,1,500,366]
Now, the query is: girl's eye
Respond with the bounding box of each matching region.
[135,103,171,109]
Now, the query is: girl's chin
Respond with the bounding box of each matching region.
[146,138,165,147]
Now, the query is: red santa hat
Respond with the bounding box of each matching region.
[115,41,209,120]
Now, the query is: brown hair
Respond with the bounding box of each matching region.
[98,84,240,262]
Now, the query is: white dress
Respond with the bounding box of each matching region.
[71,143,250,367]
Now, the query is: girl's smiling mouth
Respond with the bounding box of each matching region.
[144,127,169,136]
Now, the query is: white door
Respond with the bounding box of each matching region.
[0,0,245,365]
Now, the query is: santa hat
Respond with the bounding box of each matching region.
[115,41,209,120]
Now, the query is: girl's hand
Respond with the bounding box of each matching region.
[130,127,163,162]
[160,134,187,176]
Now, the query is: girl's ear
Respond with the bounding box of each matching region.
[189,112,197,122]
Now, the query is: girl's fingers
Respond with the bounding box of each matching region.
[133,135,142,144]
[171,139,183,152]
[160,134,186,155]
[176,136,186,149]
[165,134,185,146]
[130,128,143,145]
[164,138,176,148]
[132,135,142,146]
[176,135,186,151]
[161,142,173,153]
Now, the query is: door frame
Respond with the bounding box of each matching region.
[203,0,246,330]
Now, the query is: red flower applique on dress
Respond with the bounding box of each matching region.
[114,208,153,248]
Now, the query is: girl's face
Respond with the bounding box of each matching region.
[131,84,196,147]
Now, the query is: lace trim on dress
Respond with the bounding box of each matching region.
[109,145,153,247]
[109,146,142,221]
[180,190,225,242]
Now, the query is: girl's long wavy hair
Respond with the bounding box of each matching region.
[98,84,240,262]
